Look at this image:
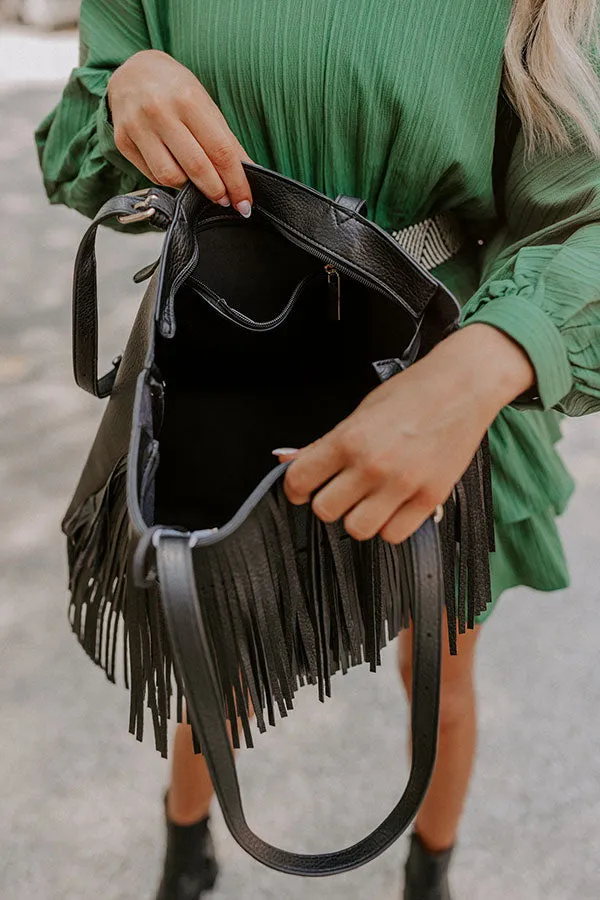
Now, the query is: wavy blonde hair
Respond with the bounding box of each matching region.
[503,0,600,157]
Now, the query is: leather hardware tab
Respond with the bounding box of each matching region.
[372,358,405,382]
[117,188,160,225]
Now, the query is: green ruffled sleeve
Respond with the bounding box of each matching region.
[460,127,600,417]
[33,0,165,227]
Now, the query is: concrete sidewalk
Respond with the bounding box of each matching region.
[1,73,600,900]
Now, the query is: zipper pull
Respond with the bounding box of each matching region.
[324,264,341,321]
[133,256,160,284]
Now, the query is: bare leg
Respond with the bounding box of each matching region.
[166,721,216,825]
[166,699,252,825]
[399,617,481,852]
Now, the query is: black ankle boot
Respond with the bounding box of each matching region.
[155,795,219,900]
[403,831,454,900]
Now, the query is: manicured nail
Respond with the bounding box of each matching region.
[217,196,231,206]
[236,200,252,218]
[272,448,299,456]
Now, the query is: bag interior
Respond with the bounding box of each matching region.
[153,218,417,531]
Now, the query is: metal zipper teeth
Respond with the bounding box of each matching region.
[186,269,323,332]
[192,213,422,320]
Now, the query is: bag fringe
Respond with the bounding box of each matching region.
[63,440,494,757]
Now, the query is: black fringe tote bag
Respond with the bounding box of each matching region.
[63,163,494,876]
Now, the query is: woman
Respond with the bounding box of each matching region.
[34,1,600,898]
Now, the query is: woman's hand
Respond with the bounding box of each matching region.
[278,324,535,544]
[107,49,255,215]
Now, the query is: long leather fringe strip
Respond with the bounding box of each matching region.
[63,437,494,755]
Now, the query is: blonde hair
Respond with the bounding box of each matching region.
[503,0,600,157]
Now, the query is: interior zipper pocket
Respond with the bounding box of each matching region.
[187,269,325,332]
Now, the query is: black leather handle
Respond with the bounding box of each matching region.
[71,188,175,397]
[155,518,443,877]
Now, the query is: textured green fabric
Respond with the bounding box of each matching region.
[34,0,600,622]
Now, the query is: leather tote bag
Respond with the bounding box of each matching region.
[63,162,494,876]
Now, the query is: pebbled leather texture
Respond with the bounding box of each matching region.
[153,164,456,340]
[155,520,443,877]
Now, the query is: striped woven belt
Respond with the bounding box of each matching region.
[387,212,466,272]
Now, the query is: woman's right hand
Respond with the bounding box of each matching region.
[107,49,255,216]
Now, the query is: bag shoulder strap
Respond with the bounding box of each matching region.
[72,188,175,397]
[155,518,443,877]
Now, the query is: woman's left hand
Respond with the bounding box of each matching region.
[277,324,535,544]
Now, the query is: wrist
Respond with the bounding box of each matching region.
[425,323,536,419]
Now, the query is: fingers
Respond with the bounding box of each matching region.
[378,494,438,545]
[182,102,254,212]
[109,52,255,210]
[279,440,441,543]
[116,102,253,210]
[156,119,232,201]
[283,436,345,505]
[112,129,156,183]
[342,488,412,541]
[119,124,188,189]
[310,469,368,522]
[272,448,300,462]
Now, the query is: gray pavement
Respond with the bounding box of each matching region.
[1,84,600,900]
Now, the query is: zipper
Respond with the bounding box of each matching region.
[190,211,419,319]
[187,269,323,332]
[324,264,341,321]
[251,211,419,318]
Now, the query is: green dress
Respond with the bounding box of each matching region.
[34,0,600,623]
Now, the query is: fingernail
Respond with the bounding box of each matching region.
[217,196,231,206]
[236,200,252,218]
[272,447,299,456]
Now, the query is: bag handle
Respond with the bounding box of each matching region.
[71,188,175,397]
[155,517,443,877]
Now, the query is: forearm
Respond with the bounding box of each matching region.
[425,323,536,424]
